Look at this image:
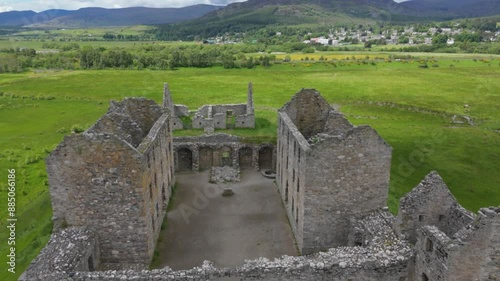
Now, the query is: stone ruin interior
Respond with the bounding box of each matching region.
[164,82,256,133]
[20,86,499,281]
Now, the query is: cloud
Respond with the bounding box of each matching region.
[0,0,246,12]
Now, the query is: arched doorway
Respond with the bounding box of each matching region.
[239,147,253,169]
[199,147,214,171]
[259,146,273,170]
[177,148,192,171]
[219,146,232,167]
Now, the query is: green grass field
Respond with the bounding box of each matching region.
[0,38,195,50]
[0,55,499,280]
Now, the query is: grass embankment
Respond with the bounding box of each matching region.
[0,55,499,280]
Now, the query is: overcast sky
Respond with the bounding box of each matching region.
[0,0,248,12]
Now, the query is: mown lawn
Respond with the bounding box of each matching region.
[0,56,499,280]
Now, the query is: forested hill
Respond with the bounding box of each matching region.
[155,0,500,40]
[0,5,221,27]
[155,0,416,40]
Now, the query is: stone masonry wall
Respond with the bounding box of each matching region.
[46,133,153,268]
[173,134,275,172]
[174,105,189,117]
[447,207,500,281]
[276,112,309,252]
[20,227,100,281]
[395,171,475,244]
[192,104,251,129]
[165,82,255,131]
[107,98,165,138]
[136,113,175,266]
[171,116,184,130]
[46,98,174,269]
[24,210,412,281]
[415,207,500,281]
[279,89,331,140]
[445,202,476,237]
[276,89,392,255]
[235,114,255,128]
[303,125,392,253]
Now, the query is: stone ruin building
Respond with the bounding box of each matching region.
[396,172,500,281]
[164,82,255,132]
[40,98,175,270]
[21,88,499,281]
[276,89,392,255]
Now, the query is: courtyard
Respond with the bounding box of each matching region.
[154,170,298,270]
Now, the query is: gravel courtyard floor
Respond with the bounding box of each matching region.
[155,170,298,270]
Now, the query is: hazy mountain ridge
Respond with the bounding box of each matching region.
[0,5,221,27]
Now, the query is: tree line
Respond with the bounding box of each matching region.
[0,44,277,73]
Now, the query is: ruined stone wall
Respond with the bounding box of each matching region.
[46,99,174,269]
[395,171,475,244]
[46,133,153,268]
[87,98,164,147]
[192,114,214,129]
[171,116,184,130]
[415,207,500,281]
[106,98,165,137]
[164,82,255,131]
[303,125,392,253]
[276,112,309,252]
[174,105,189,117]
[322,112,355,137]
[87,113,144,147]
[235,114,255,128]
[45,259,410,281]
[20,227,100,281]
[280,89,331,140]
[191,104,254,129]
[25,211,412,281]
[447,207,500,281]
[414,226,451,281]
[211,104,248,116]
[173,134,275,172]
[277,89,391,255]
[213,113,226,129]
[137,113,175,261]
[445,202,476,237]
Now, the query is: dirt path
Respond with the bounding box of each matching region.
[154,170,297,270]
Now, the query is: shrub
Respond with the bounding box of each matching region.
[71,124,86,133]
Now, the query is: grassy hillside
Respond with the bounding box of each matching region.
[0,55,499,280]
[155,0,407,40]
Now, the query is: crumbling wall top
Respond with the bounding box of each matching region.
[87,98,165,148]
[20,227,99,280]
[173,133,241,144]
[279,89,332,139]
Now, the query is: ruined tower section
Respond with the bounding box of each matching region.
[235,81,256,128]
[276,89,392,254]
[46,98,175,269]
[247,82,254,115]
[163,83,184,131]
[415,207,499,281]
[394,171,475,244]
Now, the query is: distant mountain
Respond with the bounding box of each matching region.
[0,9,72,26]
[400,0,500,18]
[0,5,221,27]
